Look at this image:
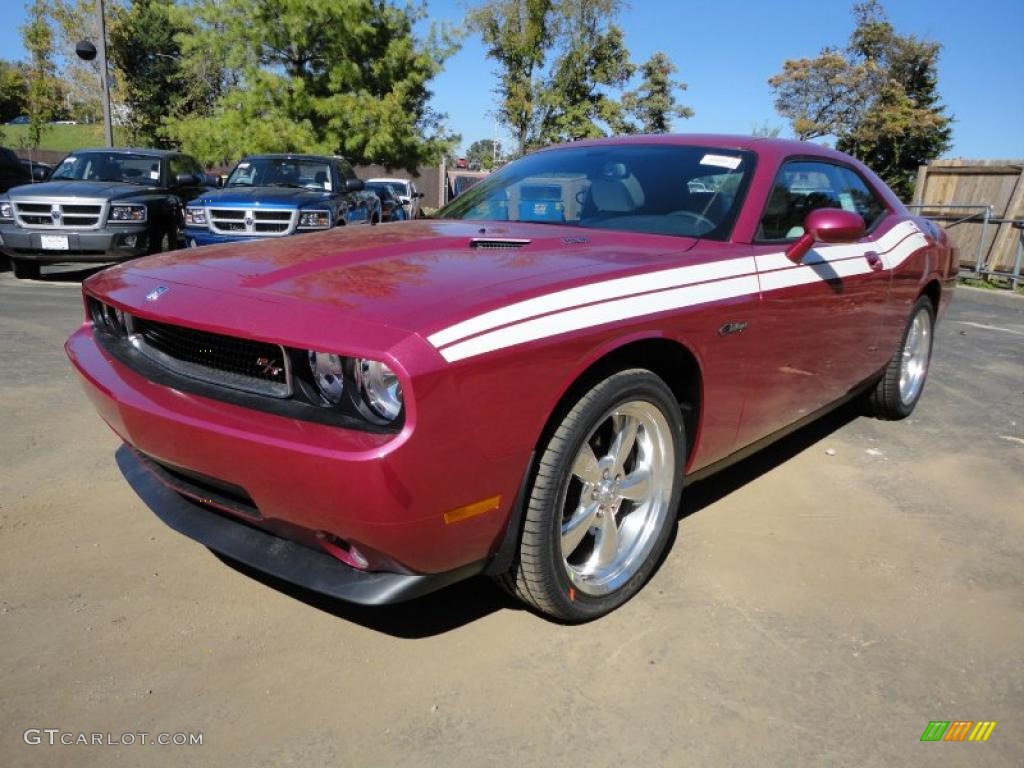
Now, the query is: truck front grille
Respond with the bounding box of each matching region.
[128,316,292,398]
[14,200,104,228]
[208,207,295,236]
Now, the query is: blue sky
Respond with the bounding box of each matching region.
[3,0,1022,158]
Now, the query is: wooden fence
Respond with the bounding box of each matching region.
[912,160,1024,273]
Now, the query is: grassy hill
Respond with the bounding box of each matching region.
[0,123,129,153]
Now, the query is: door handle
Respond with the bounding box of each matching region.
[865,251,883,271]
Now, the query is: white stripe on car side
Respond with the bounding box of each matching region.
[427,255,757,348]
[431,221,926,363]
[440,275,761,363]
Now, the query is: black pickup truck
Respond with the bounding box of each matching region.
[0,147,212,279]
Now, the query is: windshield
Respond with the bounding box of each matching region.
[50,152,163,185]
[227,157,333,190]
[439,144,755,240]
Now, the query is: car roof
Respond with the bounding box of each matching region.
[368,177,410,183]
[539,133,852,164]
[72,148,182,158]
[241,154,337,162]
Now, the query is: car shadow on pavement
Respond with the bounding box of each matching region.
[214,552,513,638]
[214,401,862,637]
[678,399,861,518]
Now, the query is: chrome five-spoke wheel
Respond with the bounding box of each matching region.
[869,295,935,420]
[561,402,674,596]
[499,368,685,622]
[899,305,931,405]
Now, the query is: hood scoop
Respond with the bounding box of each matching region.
[469,237,531,249]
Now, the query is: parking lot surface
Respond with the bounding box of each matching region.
[1,263,1021,767]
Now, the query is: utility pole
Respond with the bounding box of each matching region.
[75,0,113,147]
[96,0,113,147]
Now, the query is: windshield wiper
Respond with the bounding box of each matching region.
[267,182,303,189]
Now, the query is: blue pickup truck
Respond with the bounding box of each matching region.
[184,154,381,246]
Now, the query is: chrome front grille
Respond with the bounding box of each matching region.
[13,200,105,229]
[208,207,296,236]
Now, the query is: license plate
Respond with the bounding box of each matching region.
[40,235,69,251]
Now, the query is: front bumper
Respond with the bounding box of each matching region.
[184,228,264,247]
[0,224,150,262]
[66,321,523,584]
[117,445,485,604]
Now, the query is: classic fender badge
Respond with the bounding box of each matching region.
[145,286,168,302]
[718,321,748,337]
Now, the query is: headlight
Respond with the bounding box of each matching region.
[354,359,403,421]
[307,351,344,405]
[185,206,206,225]
[109,203,147,222]
[298,210,330,229]
[0,201,12,219]
[89,299,127,335]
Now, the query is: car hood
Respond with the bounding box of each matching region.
[193,186,334,207]
[86,219,700,350]
[6,180,160,199]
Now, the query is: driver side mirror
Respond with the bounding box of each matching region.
[30,165,49,182]
[345,178,364,192]
[175,172,201,187]
[785,208,866,263]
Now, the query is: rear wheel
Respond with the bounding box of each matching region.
[11,259,40,280]
[868,295,935,419]
[500,369,685,621]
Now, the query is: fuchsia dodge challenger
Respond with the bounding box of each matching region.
[67,135,955,621]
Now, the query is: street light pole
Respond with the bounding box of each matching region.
[95,0,113,147]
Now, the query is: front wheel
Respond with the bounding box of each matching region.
[500,369,685,621]
[868,295,935,419]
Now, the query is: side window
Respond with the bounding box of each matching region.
[837,167,888,230]
[169,156,191,183]
[335,159,356,181]
[757,161,845,241]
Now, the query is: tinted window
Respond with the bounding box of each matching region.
[758,160,891,241]
[50,152,163,185]
[837,167,887,229]
[335,158,356,181]
[440,144,756,241]
[227,157,333,191]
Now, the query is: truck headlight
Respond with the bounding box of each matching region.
[185,207,206,225]
[0,201,12,219]
[354,359,403,421]
[109,203,147,222]
[298,210,330,229]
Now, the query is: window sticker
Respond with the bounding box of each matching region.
[237,162,250,169]
[324,180,332,191]
[700,154,742,170]
[838,192,857,212]
[149,170,160,180]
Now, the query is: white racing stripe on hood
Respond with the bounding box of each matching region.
[432,221,925,363]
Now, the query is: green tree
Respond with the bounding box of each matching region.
[769,1,951,199]
[466,138,501,169]
[468,0,554,155]
[536,0,634,143]
[164,0,459,170]
[622,51,693,133]
[108,0,223,147]
[47,0,104,124]
[0,60,29,124]
[20,0,63,147]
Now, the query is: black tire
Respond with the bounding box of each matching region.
[868,295,935,420]
[148,227,171,255]
[500,369,686,622]
[12,259,40,280]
